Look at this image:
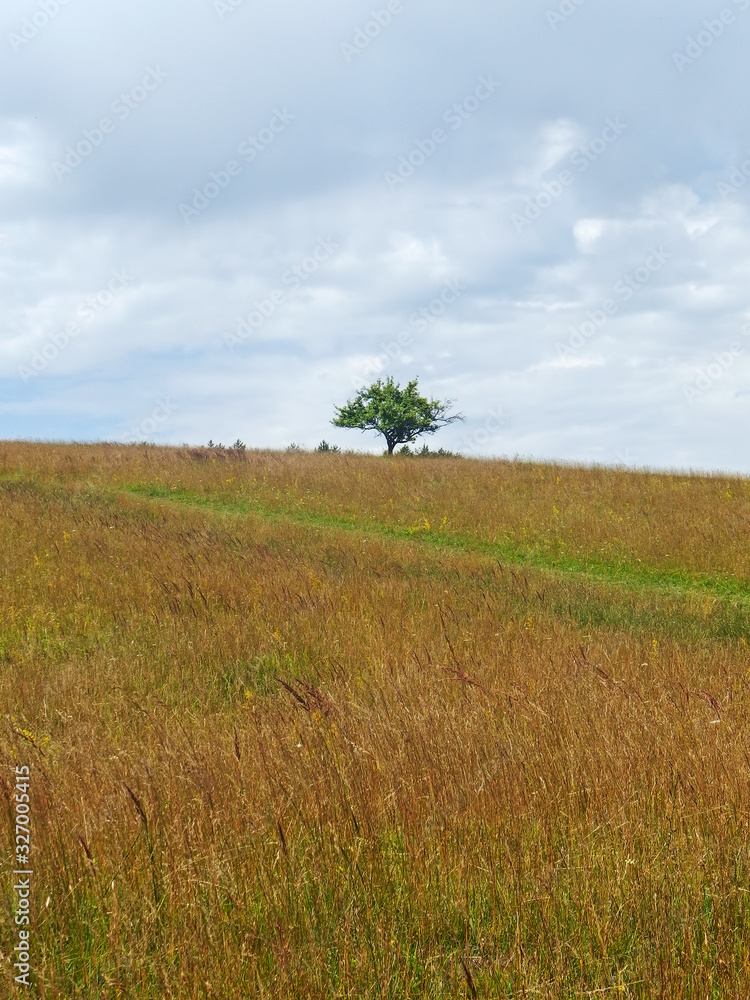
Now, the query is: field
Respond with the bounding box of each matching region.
[1,442,750,998]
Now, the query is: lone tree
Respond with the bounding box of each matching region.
[332,376,463,455]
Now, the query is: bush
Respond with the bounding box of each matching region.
[204,440,246,458]
[395,444,460,458]
[316,441,341,453]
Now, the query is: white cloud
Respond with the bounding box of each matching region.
[1,0,750,470]
[573,218,606,253]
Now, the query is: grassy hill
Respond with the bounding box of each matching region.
[2,443,749,998]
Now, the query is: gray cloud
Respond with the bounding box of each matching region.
[2,0,750,470]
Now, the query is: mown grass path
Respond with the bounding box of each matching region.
[121,483,750,605]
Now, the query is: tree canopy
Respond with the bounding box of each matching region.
[332,377,463,455]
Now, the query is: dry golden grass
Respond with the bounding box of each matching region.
[5,439,750,581]
[1,442,749,998]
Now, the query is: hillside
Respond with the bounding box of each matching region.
[2,443,749,998]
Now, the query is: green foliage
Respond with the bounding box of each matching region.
[396,443,461,458]
[207,440,246,456]
[332,376,463,455]
[316,440,341,453]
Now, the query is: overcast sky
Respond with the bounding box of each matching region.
[2,0,750,470]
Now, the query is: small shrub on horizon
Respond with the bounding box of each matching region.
[395,443,461,458]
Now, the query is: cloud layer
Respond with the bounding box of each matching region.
[2,0,750,470]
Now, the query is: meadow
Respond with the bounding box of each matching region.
[1,441,749,998]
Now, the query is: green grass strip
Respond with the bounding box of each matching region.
[120,484,750,605]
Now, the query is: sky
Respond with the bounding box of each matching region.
[2,0,750,471]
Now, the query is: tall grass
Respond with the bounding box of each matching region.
[1,443,749,997]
